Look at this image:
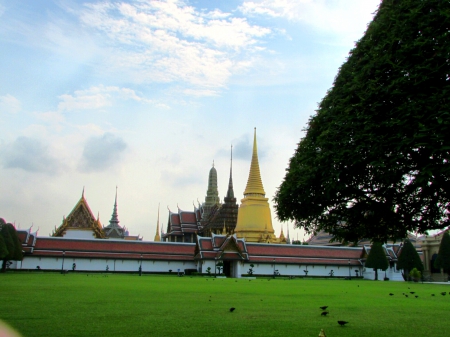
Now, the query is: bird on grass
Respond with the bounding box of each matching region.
[320,306,328,310]
[410,292,415,294]
[441,292,446,296]
[337,321,349,326]
[321,311,329,316]
[389,293,394,296]
[229,308,236,312]
[415,296,419,298]
[405,295,409,297]
[431,294,435,296]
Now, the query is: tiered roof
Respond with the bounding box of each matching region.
[52,190,104,239]
[163,205,203,240]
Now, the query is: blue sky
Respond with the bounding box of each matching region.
[0,0,380,240]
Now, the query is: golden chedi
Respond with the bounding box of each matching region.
[235,128,277,243]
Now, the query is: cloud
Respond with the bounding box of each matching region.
[74,0,271,93]
[57,85,153,112]
[240,0,380,41]
[78,133,128,172]
[0,136,63,174]
[0,94,21,114]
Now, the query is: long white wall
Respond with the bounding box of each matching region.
[19,256,197,273]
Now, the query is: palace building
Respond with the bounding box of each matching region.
[8,128,431,280]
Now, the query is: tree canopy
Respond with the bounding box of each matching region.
[365,242,389,280]
[397,239,423,280]
[0,221,23,272]
[434,230,450,273]
[274,0,450,243]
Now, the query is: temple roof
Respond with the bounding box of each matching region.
[52,190,104,239]
[243,128,265,196]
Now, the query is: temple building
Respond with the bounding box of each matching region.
[52,189,105,239]
[200,146,239,236]
[235,128,283,243]
[52,189,141,240]
[162,205,203,243]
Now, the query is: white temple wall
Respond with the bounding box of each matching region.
[239,262,362,278]
[18,255,196,273]
[362,266,404,281]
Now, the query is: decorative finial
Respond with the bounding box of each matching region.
[212,160,215,168]
[82,186,85,198]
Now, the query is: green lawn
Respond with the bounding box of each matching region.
[1,273,449,337]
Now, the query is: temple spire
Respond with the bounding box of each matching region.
[243,128,265,196]
[226,145,234,199]
[154,203,161,242]
[109,186,119,226]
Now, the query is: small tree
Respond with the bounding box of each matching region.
[247,264,255,276]
[365,241,389,280]
[410,268,422,281]
[434,231,450,277]
[397,239,423,281]
[206,267,211,275]
[0,222,23,272]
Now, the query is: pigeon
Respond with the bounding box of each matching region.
[321,311,329,316]
[405,295,409,297]
[431,294,435,296]
[320,306,328,310]
[389,293,394,296]
[415,296,419,298]
[441,292,446,296]
[338,321,349,326]
[410,292,415,294]
[229,308,236,312]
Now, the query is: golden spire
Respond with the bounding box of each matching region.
[243,128,265,196]
[222,221,226,235]
[154,203,161,242]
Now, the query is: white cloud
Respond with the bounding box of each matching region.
[75,0,271,93]
[240,0,380,42]
[0,94,21,114]
[57,85,154,112]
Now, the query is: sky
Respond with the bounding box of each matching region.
[0,0,381,241]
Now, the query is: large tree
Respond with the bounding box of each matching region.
[397,239,423,280]
[365,241,389,280]
[0,222,23,272]
[274,0,450,243]
[434,230,450,276]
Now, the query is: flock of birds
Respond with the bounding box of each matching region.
[319,306,348,327]
[207,280,449,329]
[389,287,449,299]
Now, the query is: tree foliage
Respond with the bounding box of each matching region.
[274,0,450,243]
[0,221,23,272]
[397,239,423,280]
[365,241,389,280]
[434,230,450,273]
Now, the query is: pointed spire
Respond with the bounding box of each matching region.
[226,145,235,200]
[109,187,119,226]
[154,203,161,242]
[243,128,265,196]
[82,186,85,199]
[222,221,227,235]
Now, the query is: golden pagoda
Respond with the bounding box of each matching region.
[235,128,278,243]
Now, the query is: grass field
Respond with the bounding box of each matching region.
[1,273,449,337]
